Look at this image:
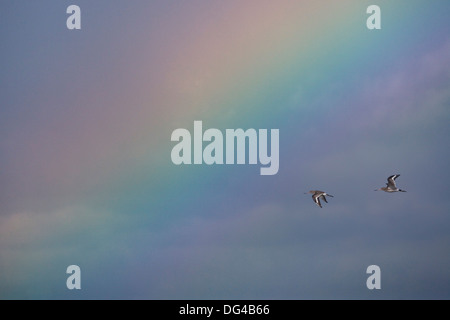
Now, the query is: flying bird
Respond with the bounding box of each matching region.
[305,190,334,208]
[375,174,406,193]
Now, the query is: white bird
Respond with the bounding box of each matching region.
[305,190,334,208]
[375,174,406,193]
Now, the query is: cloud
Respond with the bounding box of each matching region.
[356,39,450,131]
[0,206,133,299]
[119,197,450,299]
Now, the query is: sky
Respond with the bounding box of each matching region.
[1,0,449,299]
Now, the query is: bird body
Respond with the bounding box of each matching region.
[306,190,333,208]
[375,174,406,193]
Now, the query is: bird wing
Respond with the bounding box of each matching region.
[312,194,322,208]
[387,175,399,188]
